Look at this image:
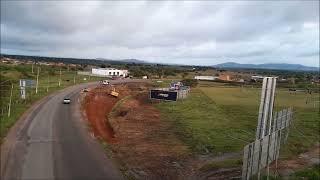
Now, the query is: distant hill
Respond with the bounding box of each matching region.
[214,62,318,71]
[95,58,148,64]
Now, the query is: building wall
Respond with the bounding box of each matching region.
[219,74,231,81]
[194,76,218,81]
[92,68,128,77]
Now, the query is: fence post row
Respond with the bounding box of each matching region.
[242,77,293,180]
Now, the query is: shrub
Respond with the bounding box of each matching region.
[181,79,198,87]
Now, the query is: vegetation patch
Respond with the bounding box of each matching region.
[155,88,254,154]
[0,63,104,141]
[155,85,319,157]
[108,95,133,118]
[290,164,320,179]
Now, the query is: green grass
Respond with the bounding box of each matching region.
[156,88,255,154]
[0,63,104,142]
[290,164,320,179]
[261,165,320,180]
[108,95,132,118]
[155,85,319,157]
[151,79,181,88]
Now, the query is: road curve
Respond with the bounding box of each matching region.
[1,82,126,180]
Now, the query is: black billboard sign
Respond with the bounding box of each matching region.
[150,90,177,101]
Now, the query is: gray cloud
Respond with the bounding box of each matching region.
[1,1,319,66]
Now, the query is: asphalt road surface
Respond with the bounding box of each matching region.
[0,81,139,180]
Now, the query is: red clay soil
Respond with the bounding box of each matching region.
[108,92,193,179]
[82,84,143,143]
[83,85,123,143]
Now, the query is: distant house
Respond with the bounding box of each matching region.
[92,68,128,77]
[38,62,50,66]
[194,76,218,81]
[251,75,265,81]
[219,74,231,81]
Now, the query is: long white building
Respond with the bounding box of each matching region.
[194,76,218,81]
[92,68,128,77]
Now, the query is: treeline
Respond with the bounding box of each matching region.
[1,54,114,66]
[1,54,200,78]
[118,64,194,78]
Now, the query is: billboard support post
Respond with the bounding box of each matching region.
[36,67,40,94]
[8,84,13,117]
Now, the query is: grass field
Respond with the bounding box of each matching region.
[155,82,319,158]
[0,63,104,141]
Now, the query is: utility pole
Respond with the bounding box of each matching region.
[59,68,62,87]
[73,66,77,84]
[31,62,34,74]
[8,84,13,117]
[36,67,40,94]
[47,74,49,92]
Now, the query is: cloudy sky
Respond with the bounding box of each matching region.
[1,1,319,66]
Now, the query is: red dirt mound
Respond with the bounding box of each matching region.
[84,86,119,142]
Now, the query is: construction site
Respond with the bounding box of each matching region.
[82,82,193,179]
[80,80,319,179]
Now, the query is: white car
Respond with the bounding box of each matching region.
[102,80,110,85]
[63,98,71,104]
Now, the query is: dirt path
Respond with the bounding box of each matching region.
[270,143,320,177]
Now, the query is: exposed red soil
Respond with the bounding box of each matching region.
[83,85,131,143]
[109,92,192,179]
[83,83,193,179]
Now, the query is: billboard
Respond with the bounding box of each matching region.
[20,79,36,88]
[20,79,36,99]
[150,90,177,101]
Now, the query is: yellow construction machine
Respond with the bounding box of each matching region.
[110,87,119,97]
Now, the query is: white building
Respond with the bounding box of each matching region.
[251,75,265,80]
[194,76,218,81]
[92,68,128,77]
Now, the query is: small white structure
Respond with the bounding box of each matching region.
[142,76,148,79]
[194,76,218,81]
[251,75,264,80]
[92,68,128,77]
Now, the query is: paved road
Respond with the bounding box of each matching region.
[1,82,126,180]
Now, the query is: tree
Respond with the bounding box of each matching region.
[182,72,188,78]
[181,79,198,87]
